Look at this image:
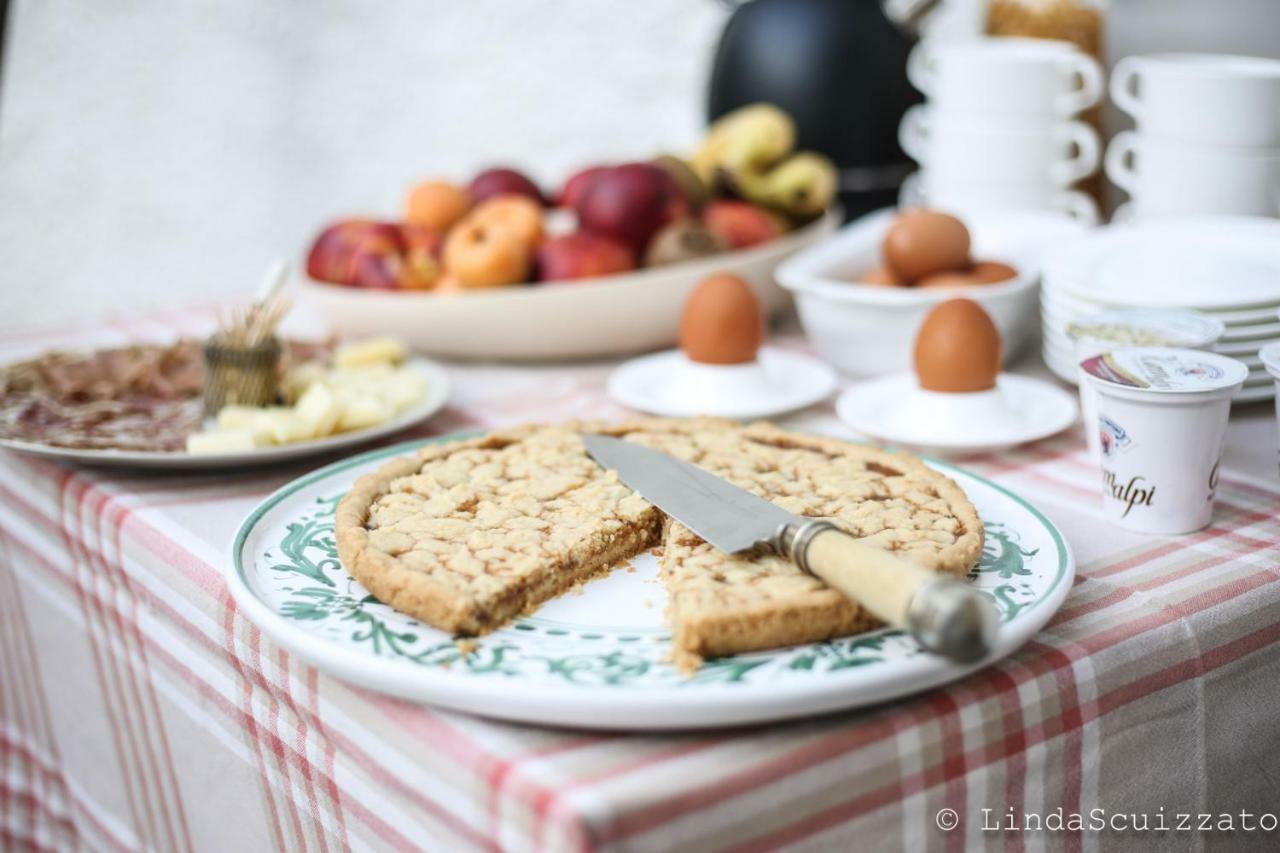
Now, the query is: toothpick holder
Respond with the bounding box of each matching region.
[202,334,281,415]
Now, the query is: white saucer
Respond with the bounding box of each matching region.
[1042,217,1280,311]
[608,347,837,419]
[836,373,1078,456]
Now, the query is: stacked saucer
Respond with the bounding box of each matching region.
[1040,217,1280,402]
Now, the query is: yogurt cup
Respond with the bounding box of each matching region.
[1261,341,1280,474]
[1081,347,1247,535]
[1068,310,1225,463]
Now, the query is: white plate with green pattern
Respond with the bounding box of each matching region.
[229,433,1074,730]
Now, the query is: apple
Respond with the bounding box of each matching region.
[467,195,544,249]
[398,223,443,262]
[443,220,531,287]
[701,200,784,250]
[468,168,545,206]
[405,180,471,231]
[574,163,688,252]
[644,219,728,267]
[556,165,609,209]
[306,220,402,285]
[535,232,636,282]
[348,227,439,290]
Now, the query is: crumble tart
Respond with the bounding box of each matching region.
[335,418,983,667]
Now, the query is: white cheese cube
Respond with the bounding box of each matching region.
[186,430,260,454]
[384,369,427,413]
[216,405,265,431]
[335,337,407,370]
[336,396,393,431]
[255,408,313,444]
[282,361,328,402]
[294,383,343,438]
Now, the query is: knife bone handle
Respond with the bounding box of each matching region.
[781,519,995,662]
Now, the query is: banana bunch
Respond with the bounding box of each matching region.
[691,104,838,219]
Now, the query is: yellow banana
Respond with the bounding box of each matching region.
[735,152,838,217]
[692,103,796,183]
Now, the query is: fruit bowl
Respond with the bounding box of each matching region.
[776,208,1091,376]
[301,210,837,361]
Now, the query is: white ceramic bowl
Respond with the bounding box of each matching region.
[776,208,1089,376]
[300,211,838,361]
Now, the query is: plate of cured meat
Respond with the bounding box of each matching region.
[0,337,450,469]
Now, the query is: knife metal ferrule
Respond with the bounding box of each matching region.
[906,578,995,663]
[778,518,840,573]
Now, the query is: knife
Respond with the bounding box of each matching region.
[583,434,996,662]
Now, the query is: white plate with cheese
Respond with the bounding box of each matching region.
[0,354,452,471]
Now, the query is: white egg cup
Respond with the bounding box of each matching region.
[836,373,1078,456]
[607,347,837,420]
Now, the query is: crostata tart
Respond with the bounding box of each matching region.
[335,418,983,668]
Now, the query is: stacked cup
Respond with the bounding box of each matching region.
[901,37,1104,223]
[1106,53,1280,220]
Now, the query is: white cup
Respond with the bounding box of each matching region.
[900,172,1100,224]
[1068,311,1225,464]
[909,37,1104,119]
[900,106,1100,189]
[1082,348,1247,535]
[1105,130,1280,219]
[1111,53,1280,147]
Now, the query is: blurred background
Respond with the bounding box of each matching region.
[4,0,1279,328]
[0,0,726,325]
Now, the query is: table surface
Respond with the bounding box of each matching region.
[3,306,1280,853]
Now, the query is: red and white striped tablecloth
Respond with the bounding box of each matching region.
[3,307,1280,853]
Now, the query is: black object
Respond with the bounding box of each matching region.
[708,0,922,219]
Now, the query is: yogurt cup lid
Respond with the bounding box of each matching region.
[1065,310,1224,349]
[1261,341,1280,379]
[1081,347,1248,397]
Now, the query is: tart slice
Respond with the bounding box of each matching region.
[652,423,982,669]
[336,425,663,634]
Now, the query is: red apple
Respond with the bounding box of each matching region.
[468,168,545,206]
[535,232,636,282]
[348,227,440,290]
[556,165,609,209]
[574,163,688,252]
[399,223,443,262]
[306,220,401,285]
[701,200,784,250]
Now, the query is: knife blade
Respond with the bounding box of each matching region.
[583,434,996,662]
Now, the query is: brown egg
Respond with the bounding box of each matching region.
[882,210,971,284]
[679,273,763,365]
[913,298,1001,393]
[969,260,1018,284]
[857,265,902,287]
[916,267,980,289]
[917,259,1019,289]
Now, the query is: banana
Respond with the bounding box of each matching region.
[741,152,839,218]
[692,103,796,183]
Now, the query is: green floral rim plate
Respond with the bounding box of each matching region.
[228,432,1074,730]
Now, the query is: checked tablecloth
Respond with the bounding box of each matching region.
[2,307,1280,853]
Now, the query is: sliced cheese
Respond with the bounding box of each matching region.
[295,383,343,437]
[336,396,394,431]
[335,337,407,370]
[186,429,260,454]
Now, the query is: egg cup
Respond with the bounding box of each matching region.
[835,373,1077,456]
[607,347,837,420]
